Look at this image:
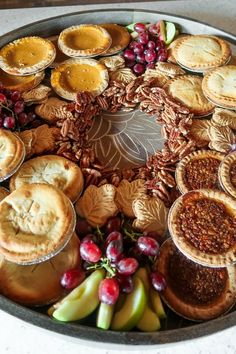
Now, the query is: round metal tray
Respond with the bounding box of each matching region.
[0,8,235,346]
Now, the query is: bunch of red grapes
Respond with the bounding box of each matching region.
[0,83,36,130]
[123,22,168,75]
[61,215,167,306]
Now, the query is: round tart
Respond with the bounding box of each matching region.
[0,129,25,182]
[0,69,45,91]
[58,25,111,58]
[0,183,76,264]
[202,65,236,109]
[51,58,109,99]
[10,155,84,203]
[164,75,215,116]
[157,238,236,321]
[218,151,236,199]
[0,187,9,202]
[176,150,224,194]
[46,35,69,68]
[0,36,56,75]
[100,24,130,56]
[0,233,80,306]
[168,189,236,267]
[174,35,231,72]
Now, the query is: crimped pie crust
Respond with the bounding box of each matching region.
[9,155,84,203]
[164,75,215,116]
[0,183,76,264]
[100,24,130,56]
[202,65,236,109]
[176,150,224,194]
[0,233,80,306]
[58,24,112,58]
[0,187,9,202]
[51,58,109,99]
[0,36,56,75]
[174,35,231,72]
[0,129,25,181]
[46,35,69,68]
[157,238,236,321]
[219,152,236,199]
[0,69,45,92]
[168,189,236,267]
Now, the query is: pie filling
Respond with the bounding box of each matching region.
[230,161,236,188]
[168,250,228,305]
[184,157,220,190]
[177,198,236,254]
[64,29,106,50]
[6,42,48,68]
[0,69,36,86]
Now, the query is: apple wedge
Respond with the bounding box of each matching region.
[150,288,167,319]
[50,269,105,322]
[96,302,114,330]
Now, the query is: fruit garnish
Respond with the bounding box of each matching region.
[150,271,167,292]
[165,22,176,44]
[96,302,114,330]
[80,240,102,263]
[137,236,160,256]
[98,277,120,305]
[60,269,85,290]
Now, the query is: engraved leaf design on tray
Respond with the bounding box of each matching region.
[115,179,147,218]
[75,184,118,227]
[212,108,236,130]
[208,125,235,153]
[132,197,168,236]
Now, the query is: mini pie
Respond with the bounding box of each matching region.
[0,36,56,75]
[10,155,84,203]
[100,24,130,56]
[0,69,45,92]
[58,24,111,58]
[176,150,224,194]
[167,34,190,64]
[0,129,25,181]
[0,183,76,264]
[46,35,69,68]
[202,65,236,109]
[157,238,236,321]
[0,187,10,202]
[51,58,109,99]
[0,233,80,306]
[168,189,236,267]
[174,35,231,72]
[218,151,236,199]
[164,75,215,116]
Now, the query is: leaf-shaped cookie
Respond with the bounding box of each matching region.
[99,55,125,72]
[35,97,73,123]
[115,179,147,218]
[110,68,136,84]
[212,108,236,130]
[155,62,186,77]
[75,184,118,227]
[22,85,51,104]
[143,69,168,87]
[188,119,212,147]
[132,197,168,236]
[208,125,235,153]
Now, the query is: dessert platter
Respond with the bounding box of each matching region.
[0,9,235,346]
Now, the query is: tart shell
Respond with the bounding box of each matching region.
[0,69,45,92]
[100,24,130,56]
[219,151,236,199]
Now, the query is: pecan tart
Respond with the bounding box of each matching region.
[51,58,109,99]
[0,69,45,92]
[100,24,130,56]
[0,233,80,306]
[0,36,56,75]
[157,238,236,321]
[219,151,236,199]
[10,155,84,203]
[58,24,111,58]
[176,150,224,194]
[0,184,76,264]
[168,189,236,267]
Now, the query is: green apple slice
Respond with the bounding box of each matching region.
[150,288,167,319]
[126,23,136,32]
[51,269,105,322]
[158,20,166,42]
[111,277,147,331]
[136,304,161,332]
[96,302,114,330]
[165,22,176,45]
[135,267,150,292]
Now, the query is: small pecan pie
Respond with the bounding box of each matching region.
[157,238,236,321]
[219,151,236,199]
[176,150,224,194]
[168,189,236,266]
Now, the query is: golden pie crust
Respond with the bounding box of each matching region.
[174,35,231,72]
[46,35,69,68]
[9,155,84,203]
[58,25,112,58]
[51,58,109,99]
[0,233,80,306]
[164,75,215,116]
[0,183,76,264]
[168,189,236,267]
[157,238,236,321]
[100,24,130,56]
[219,152,236,199]
[176,150,224,194]
[0,129,25,181]
[0,69,45,92]
[0,187,10,202]
[167,34,190,64]
[0,36,56,75]
[202,65,236,109]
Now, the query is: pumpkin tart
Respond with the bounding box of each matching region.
[0,69,45,91]
[100,24,130,56]
[46,35,69,68]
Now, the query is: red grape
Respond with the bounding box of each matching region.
[11,91,21,102]
[125,59,135,68]
[157,49,168,62]
[80,240,102,263]
[116,274,134,294]
[117,257,139,276]
[105,231,122,249]
[136,53,146,64]
[81,233,98,244]
[123,49,135,61]
[156,40,165,51]
[137,32,149,45]
[129,41,137,49]
[146,63,156,69]
[145,49,156,63]
[133,63,145,75]
[26,111,36,122]
[61,268,85,289]
[98,277,120,305]
[148,24,158,35]
[133,43,144,54]
[3,116,15,129]
[134,23,146,33]
[150,271,167,292]
[137,236,159,256]
[106,216,121,234]
[0,93,6,103]
[14,101,24,114]
[75,219,92,236]
[147,40,156,50]
[143,231,162,242]
[106,239,123,263]
[18,112,28,126]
